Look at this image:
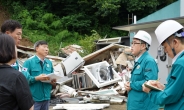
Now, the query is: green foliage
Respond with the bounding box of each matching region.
[42,13,54,24]
[10,3,28,22]
[78,30,101,56]
[55,30,74,42]
[23,28,85,55]
[121,0,159,12]
[23,29,47,43]
[93,0,121,17]
[0,0,176,56]
[25,18,37,29]
[61,13,91,34]
[37,21,49,31]
[50,20,62,29]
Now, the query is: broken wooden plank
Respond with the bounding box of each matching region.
[17,48,64,61]
[17,45,34,51]
[83,44,129,65]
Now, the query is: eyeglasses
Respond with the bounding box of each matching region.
[131,42,142,46]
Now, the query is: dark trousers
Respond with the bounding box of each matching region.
[34,100,49,110]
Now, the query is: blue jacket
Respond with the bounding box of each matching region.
[149,51,184,110]
[127,51,159,110]
[23,55,53,102]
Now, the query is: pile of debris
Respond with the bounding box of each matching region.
[59,44,83,57]
[17,43,134,110]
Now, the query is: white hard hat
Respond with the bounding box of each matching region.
[134,30,152,45]
[155,20,183,45]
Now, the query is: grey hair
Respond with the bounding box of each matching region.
[34,40,48,51]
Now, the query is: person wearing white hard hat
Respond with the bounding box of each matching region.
[124,30,159,110]
[142,20,184,110]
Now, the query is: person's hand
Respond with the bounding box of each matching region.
[142,80,165,93]
[50,78,57,88]
[51,78,56,84]
[149,80,165,90]
[142,81,151,93]
[124,81,131,91]
[35,74,50,81]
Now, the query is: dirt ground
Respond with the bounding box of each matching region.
[19,37,34,47]
[0,5,34,47]
[0,4,9,26]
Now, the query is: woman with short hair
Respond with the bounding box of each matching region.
[0,33,34,110]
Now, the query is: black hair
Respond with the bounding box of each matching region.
[0,33,16,63]
[140,40,146,44]
[138,39,149,50]
[1,19,22,33]
[34,40,48,50]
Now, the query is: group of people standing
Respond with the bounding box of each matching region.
[0,18,184,110]
[0,20,56,110]
[125,20,184,110]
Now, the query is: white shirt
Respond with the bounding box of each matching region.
[135,53,143,62]
[172,50,184,64]
[36,55,45,64]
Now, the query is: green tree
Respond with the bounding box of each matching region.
[0,0,177,55]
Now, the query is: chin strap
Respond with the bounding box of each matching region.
[166,39,176,56]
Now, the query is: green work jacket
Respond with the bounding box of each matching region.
[149,51,184,110]
[11,60,20,70]
[127,51,159,110]
[23,55,53,102]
